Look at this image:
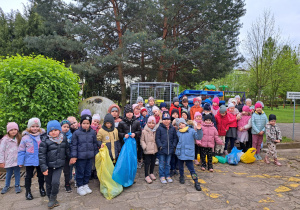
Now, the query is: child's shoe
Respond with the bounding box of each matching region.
[15,185,21,194]
[74,181,77,188]
[166,177,173,183]
[264,155,270,164]
[209,168,214,172]
[40,186,46,197]
[170,170,175,177]
[179,176,185,184]
[194,160,200,166]
[160,177,167,184]
[145,176,152,184]
[48,195,59,209]
[25,190,34,200]
[83,184,92,194]
[77,186,87,196]
[1,186,10,194]
[65,185,72,193]
[149,174,156,180]
[194,182,202,191]
[254,154,258,159]
[201,167,205,171]
[155,158,159,165]
[137,162,142,169]
[224,150,228,155]
[274,158,282,166]
[256,154,262,160]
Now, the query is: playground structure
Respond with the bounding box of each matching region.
[130,82,179,107]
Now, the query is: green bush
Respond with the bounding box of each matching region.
[0,55,80,134]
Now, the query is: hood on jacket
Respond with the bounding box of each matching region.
[102,113,115,132]
[108,104,121,115]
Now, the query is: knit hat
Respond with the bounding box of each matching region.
[178,118,187,125]
[27,117,41,128]
[203,103,211,111]
[140,107,147,114]
[136,96,144,104]
[212,97,220,105]
[193,97,201,103]
[7,122,19,133]
[132,104,139,111]
[152,106,159,111]
[160,102,167,109]
[228,103,235,108]
[203,114,212,121]
[171,109,179,116]
[242,105,251,113]
[81,109,92,116]
[80,114,92,124]
[194,111,202,119]
[147,116,156,123]
[257,101,264,108]
[203,98,212,105]
[255,102,262,109]
[219,105,227,114]
[124,104,133,114]
[181,110,188,117]
[235,95,241,100]
[111,107,119,112]
[148,97,155,102]
[173,97,179,103]
[103,113,115,131]
[269,114,276,121]
[60,119,71,126]
[47,120,62,135]
[92,114,101,121]
[231,98,237,104]
[162,111,170,120]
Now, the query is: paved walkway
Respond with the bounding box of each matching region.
[1,149,300,210]
[277,123,300,141]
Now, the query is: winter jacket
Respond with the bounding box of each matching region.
[227,112,238,128]
[215,112,232,136]
[176,127,203,160]
[198,123,223,149]
[140,125,158,155]
[265,123,282,144]
[97,128,121,160]
[117,116,141,143]
[180,104,190,114]
[39,133,70,172]
[155,123,178,155]
[251,111,268,134]
[169,104,182,118]
[236,103,244,113]
[70,127,98,159]
[145,104,154,116]
[18,130,45,166]
[0,135,19,168]
[202,112,217,130]
[237,115,252,131]
[190,106,203,120]
[138,115,148,130]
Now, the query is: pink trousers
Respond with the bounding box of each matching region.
[252,134,263,154]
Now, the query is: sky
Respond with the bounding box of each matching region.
[1,0,300,56]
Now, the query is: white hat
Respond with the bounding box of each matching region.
[92,114,101,121]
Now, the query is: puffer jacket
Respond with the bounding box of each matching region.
[227,111,238,128]
[140,125,158,154]
[155,123,177,155]
[18,129,45,166]
[198,123,223,149]
[169,104,182,118]
[215,112,231,136]
[176,127,203,160]
[251,111,268,134]
[146,104,154,116]
[202,112,217,130]
[265,123,282,144]
[39,133,69,172]
[237,115,252,131]
[190,105,203,120]
[0,135,19,168]
[71,127,98,159]
[97,128,121,160]
[117,116,141,143]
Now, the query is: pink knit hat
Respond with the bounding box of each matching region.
[132,104,139,111]
[212,97,219,105]
[242,105,251,113]
[7,122,19,133]
[147,116,156,123]
[255,103,262,109]
[194,112,202,119]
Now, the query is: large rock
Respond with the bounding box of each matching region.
[78,96,115,121]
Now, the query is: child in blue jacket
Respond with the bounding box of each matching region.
[176,118,203,191]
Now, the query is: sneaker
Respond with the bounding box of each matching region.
[149,174,156,180]
[155,158,159,166]
[257,154,262,160]
[83,184,92,194]
[65,185,72,193]
[195,182,202,191]
[201,167,205,171]
[74,181,77,188]
[15,185,21,194]
[179,176,185,184]
[145,176,152,184]
[137,162,142,169]
[254,154,258,159]
[224,150,228,155]
[209,169,214,172]
[1,186,10,194]
[194,160,200,166]
[166,177,173,183]
[160,177,167,184]
[77,186,87,196]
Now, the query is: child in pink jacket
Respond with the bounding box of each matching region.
[237,106,252,152]
[198,115,224,172]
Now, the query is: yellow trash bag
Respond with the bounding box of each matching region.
[205,155,219,164]
[95,144,123,200]
[240,148,257,164]
[197,154,201,163]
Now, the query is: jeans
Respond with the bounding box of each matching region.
[178,160,196,177]
[76,158,92,187]
[5,166,20,187]
[25,166,44,191]
[158,154,172,178]
[144,154,156,177]
[45,167,63,197]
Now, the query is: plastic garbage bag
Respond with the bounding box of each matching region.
[95,144,123,200]
[205,155,219,164]
[227,146,242,165]
[112,135,137,187]
[197,154,201,163]
[237,152,244,160]
[240,148,257,163]
[215,155,227,164]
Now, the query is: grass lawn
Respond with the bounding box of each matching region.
[263,135,294,143]
[263,106,300,123]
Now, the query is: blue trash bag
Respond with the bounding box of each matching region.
[112,134,137,187]
[227,146,242,165]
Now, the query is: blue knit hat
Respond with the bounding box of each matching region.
[203,103,211,111]
[160,102,167,109]
[47,120,62,135]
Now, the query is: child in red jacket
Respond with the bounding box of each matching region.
[215,105,230,156]
[225,103,240,154]
[169,97,181,118]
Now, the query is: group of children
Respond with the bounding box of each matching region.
[0,95,283,208]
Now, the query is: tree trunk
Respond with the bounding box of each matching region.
[141,51,145,82]
[158,8,168,82]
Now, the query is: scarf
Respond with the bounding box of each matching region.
[255,110,264,115]
[48,133,64,144]
[179,126,189,133]
[155,115,160,124]
[134,113,141,118]
[213,105,219,110]
[62,130,72,143]
[195,119,202,124]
